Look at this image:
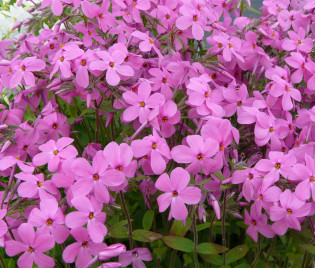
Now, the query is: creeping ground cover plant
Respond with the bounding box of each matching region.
[0,0,315,267]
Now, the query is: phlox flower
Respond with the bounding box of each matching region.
[33,137,78,172]
[0,209,7,247]
[5,223,55,268]
[270,189,311,235]
[119,247,152,268]
[122,81,165,124]
[131,129,171,174]
[62,227,106,268]
[90,43,134,86]
[71,151,126,203]
[282,27,313,54]
[155,167,201,221]
[65,196,107,243]
[28,198,69,244]
[171,135,219,175]
[10,57,45,88]
[244,206,275,242]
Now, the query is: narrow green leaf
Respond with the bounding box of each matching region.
[214,172,226,181]
[220,183,233,190]
[200,254,223,265]
[197,222,210,231]
[197,178,211,185]
[197,243,228,255]
[142,210,154,230]
[245,5,262,15]
[225,244,249,264]
[162,236,194,252]
[107,226,128,239]
[132,229,163,242]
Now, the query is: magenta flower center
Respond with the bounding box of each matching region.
[172,191,178,197]
[237,101,242,106]
[248,173,253,180]
[162,116,168,122]
[197,153,204,160]
[116,166,123,171]
[88,30,92,35]
[89,212,94,219]
[81,60,86,66]
[152,143,157,149]
[251,220,256,226]
[8,68,12,73]
[109,62,115,67]
[274,163,281,169]
[205,92,210,98]
[219,143,225,151]
[140,101,145,107]
[133,251,138,257]
[310,176,315,183]
[149,39,154,44]
[93,174,99,180]
[59,56,64,62]
[166,14,170,19]
[53,123,58,129]
[269,127,274,132]
[46,219,53,226]
[287,209,292,214]
[193,15,198,21]
[50,44,55,49]
[37,181,43,187]
[218,43,223,48]
[258,195,263,200]
[53,150,58,155]
[125,56,129,62]
[23,145,29,150]
[21,65,26,71]
[27,247,34,253]
[82,241,89,248]
[162,77,167,83]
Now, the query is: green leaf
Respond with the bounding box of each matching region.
[200,254,223,265]
[220,183,233,190]
[197,222,210,231]
[245,5,262,15]
[214,172,226,181]
[8,259,16,268]
[225,244,249,264]
[107,226,128,239]
[170,217,192,236]
[142,210,154,230]
[132,230,163,242]
[99,100,116,113]
[197,178,211,185]
[235,264,250,268]
[197,243,228,255]
[162,236,194,252]
[299,244,315,254]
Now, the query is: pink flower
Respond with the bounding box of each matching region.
[171,135,219,175]
[244,206,275,242]
[71,151,126,203]
[131,129,171,174]
[98,244,126,260]
[0,209,8,247]
[176,3,206,40]
[65,195,107,243]
[28,198,69,244]
[155,167,201,220]
[90,44,134,86]
[33,138,78,172]
[5,223,55,268]
[294,154,315,202]
[15,172,58,199]
[255,151,296,191]
[10,57,45,88]
[270,189,311,235]
[119,248,152,268]
[282,27,313,54]
[62,227,106,268]
[122,81,165,123]
[103,142,137,179]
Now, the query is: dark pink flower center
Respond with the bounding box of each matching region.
[37,181,43,187]
[310,176,315,183]
[140,101,145,107]
[162,116,168,122]
[248,173,253,180]
[237,101,242,106]
[93,174,99,180]
[89,212,94,219]
[162,77,167,83]
[46,219,53,226]
[287,209,292,214]
[172,191,178,197]
[27,247,34,253]
[81,60,86,66]
[193,15,198,21]
[275,163,281,169]
[269,127,274,132]
[109,62,115,67]
[21,65,26,71]
[133,251,138,257]
[116,166,123,171]
[197,153,204,160]
[82,241,89,248]
[152,143,157,149]
[251,220,256,226]
[53,123,58,129]
[53,150,58,155]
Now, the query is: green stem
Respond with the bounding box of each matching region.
[265,237,276,261]
[94,101,99,143]
[119,191,133,249]
[0,253,7,268]
[222,190,228,265]
[170,249,177,268]
[251,234,261,268]
[193,206,200,268]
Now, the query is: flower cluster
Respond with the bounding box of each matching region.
[0,0,315,267]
